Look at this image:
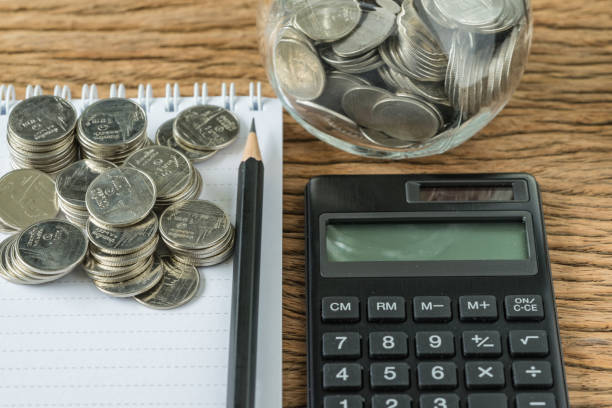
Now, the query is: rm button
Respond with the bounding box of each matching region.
[368,296,406,322]
[322,297,360,322]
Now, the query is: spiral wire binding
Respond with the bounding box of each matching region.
[0,82,263,115]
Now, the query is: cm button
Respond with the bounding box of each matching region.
[322,297,360,322]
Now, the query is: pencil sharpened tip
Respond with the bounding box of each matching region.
[250,118,256,134]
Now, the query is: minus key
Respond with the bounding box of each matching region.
[516,393,556,408]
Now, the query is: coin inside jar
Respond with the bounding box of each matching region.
[86,167,156,228]
[173,105,241,151]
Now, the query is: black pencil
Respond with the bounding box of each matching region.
[226,119,264,408]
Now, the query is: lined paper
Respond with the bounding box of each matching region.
[0,95,283,408]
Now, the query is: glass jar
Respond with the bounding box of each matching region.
[258,0,533,159]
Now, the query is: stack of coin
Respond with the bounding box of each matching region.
[172,105,241,154]
[159,200,235,267]
[6,95,78,173]
[124,146,202,212]
[0,169,59,233]
[77,98,149,165]
[55,159,117,227]
[274,0,527,149]
[155,119,216,163]
[0,220,87,285]
[135,255,200,310]
[83,167,163,295]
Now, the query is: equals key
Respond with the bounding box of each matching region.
[516,394,557,408]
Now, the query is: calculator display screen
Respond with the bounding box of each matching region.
[326,222,528,262]
[419,186,514,201]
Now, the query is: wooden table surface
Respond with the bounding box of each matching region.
[1,0,610,407]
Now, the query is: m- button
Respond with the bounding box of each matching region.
[505,295,544,321]
[368,296,406,322]
[322,297,360,322]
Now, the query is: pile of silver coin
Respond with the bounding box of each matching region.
[6,95,79,173]
[0,169,59,233]
[77,99,150,165]
[82,167,162,296]
[0,220,87,285]
[124,146,202,212]
[274,0,527,148]
[160,200,235,267]
[55,159,117,227]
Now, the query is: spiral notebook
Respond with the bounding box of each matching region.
[0,82,283,408]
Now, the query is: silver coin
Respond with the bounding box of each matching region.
[15,220,87,275]
[173,105,240,151]
[360,127,418,148]
[313,71,371,114]
[82,255,153,278]
[86,167,157,228]
[429,0,503,30]
[78,98,147,147]
[294,0,362,42]
[293,100,366,144]
[124,146,193,199]
[371,96,442,141]
[376,0,401,14]
[93,254,164,298]
[87,212,158,255]
[331,9,396,58]
[274,38,326,101]
[134,256,200,310]
[159,200,230,251]
[8,95,77,146]
[341,86,393,130]
[0,169,59,231]
[89,236,159,267]
[55,159,117,208]
[155,119,216,162]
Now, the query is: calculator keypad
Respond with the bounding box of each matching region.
[319,294,556,407]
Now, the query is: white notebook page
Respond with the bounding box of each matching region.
[0,90,283,408]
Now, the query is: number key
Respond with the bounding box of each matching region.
[417,362,458,390]
[323,363,362,390]
[420,394,460,408]
[324,395,364,408]
[369,332,408,358]
[370,362,410,390]
[323,332,361,359]
[372,394,412,408]
[416,332,455,358]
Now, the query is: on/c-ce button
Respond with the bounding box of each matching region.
[322,297,360,322]
[505,295,545,321]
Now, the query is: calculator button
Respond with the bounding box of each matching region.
[459,296,498,321]
[415,332,455,358]
[509,331,549,357]
[512,361,554,389]
[369,332,408,359]
[462,331,502,357]
[370,362,411,390]
[505,295,544,321]
[419,394,460,408]
[323,332,361,359]
[324,395,364,408]
[323,363,362,390]
[417,362,458,390]
[372,394,412,408]
[413,297,452,322]
[467,393,508,408]
[322,297,360,322]
[368,296,406,322]
[465,361,505,389]
[516,393,557,408]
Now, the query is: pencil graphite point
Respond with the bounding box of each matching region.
[242,118,262,161]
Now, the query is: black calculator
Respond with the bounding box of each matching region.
[305,174,569,408]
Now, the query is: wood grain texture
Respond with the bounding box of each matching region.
[0,0,611,407]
